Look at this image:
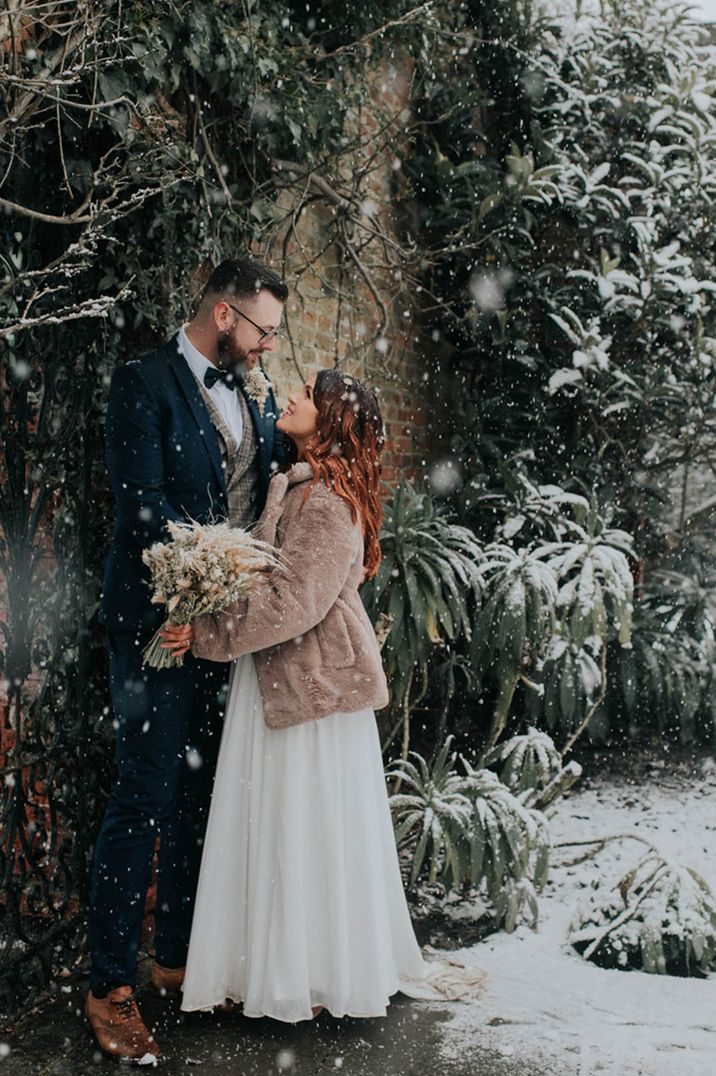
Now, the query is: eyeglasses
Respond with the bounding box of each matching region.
[226,302,284,342]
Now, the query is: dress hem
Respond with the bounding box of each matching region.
[180,990,399,1022]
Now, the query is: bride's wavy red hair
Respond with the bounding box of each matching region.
[301,369,385,579]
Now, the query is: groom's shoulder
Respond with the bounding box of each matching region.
[132,337,179,374]
[115,338,180,388]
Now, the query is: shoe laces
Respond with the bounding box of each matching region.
[110,994,138,1022]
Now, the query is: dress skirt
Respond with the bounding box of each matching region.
[181,653,428,1022]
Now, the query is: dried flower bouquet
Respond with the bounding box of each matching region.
[141,519,280,669]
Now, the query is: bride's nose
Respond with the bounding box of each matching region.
[287,391,298,405]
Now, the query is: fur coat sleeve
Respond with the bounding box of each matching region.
[192,482,362,662]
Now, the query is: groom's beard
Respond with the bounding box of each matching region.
[216,333,259,376]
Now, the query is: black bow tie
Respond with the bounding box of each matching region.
[204,366,239,390]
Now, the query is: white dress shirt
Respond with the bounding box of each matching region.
[177,325,244,444]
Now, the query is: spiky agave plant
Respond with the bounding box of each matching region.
[388,738,550,931]
[362,482,484,755]
[484,726,562,794]
[387,738,472,887]
[570,851,716,977]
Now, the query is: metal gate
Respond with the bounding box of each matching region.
[0,332,112,1018]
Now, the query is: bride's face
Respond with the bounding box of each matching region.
[277,375,319,450]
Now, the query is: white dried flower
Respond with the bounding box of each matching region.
[241,367,271,414]
[141,520,282,669]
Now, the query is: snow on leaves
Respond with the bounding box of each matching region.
[388,736,550,933]
[571,850,716,978]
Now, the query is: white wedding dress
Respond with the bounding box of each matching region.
[181,654,483,1021]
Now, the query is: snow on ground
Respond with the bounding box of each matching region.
[433,755,716,1075]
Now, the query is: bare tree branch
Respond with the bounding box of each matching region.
[317,2,437,60]
[0,278,133,337]
[0,191,93,224]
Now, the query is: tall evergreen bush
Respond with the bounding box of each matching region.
[405,0,716,746]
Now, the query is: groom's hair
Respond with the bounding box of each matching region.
[201,256,289,306]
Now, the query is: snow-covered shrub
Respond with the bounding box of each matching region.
[388,738,550,931]
[609,570,716,744]
[484,726,583,808]
[460,761,550,931]
[361,482,484,753]
[470,503,634,747]
[462,472,592,547]
[538,509,634,651]
[469,542,558,749]
[534,639,603,736]
[570,852,716,978]
[484,726,562,794]
[528,507,635,736]
[408,0,716,746]
[388,738,473,889]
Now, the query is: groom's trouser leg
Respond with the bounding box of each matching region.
[153,661,229,969]
[88,632,227,997]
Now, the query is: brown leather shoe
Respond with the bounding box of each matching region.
[85,985,160,1062]
[150,960,185,996]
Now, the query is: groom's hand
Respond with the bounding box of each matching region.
[159,624,194,658]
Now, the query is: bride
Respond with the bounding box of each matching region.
[160,369,482,1021]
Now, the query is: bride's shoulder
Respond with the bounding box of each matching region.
[276,463,355,520]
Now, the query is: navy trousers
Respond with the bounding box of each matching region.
[88,630,228,997]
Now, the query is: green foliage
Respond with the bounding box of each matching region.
[361,482,484,706]
[470,542,557,747]
[461,761,550,931]
[608,569,716,745]
[365,472,635,750]
[484,726,562,794]
[468,499,634,746]
[388,738,474,889]
[540,508,634,650]
[570,852,716,978]
[408,0,716,745]
[1,1,423,341]
[388,737,550,931]
[532,638,603,735]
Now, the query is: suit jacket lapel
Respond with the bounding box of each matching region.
[166,339,227,496]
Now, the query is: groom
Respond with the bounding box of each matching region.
[86,256,288,1060]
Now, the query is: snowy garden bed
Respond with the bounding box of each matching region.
[424,751,716,1076]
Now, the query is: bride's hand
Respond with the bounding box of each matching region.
[159,623,194,658]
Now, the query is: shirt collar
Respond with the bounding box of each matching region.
[177,325,216,384]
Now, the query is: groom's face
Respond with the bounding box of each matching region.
[215,290,284,373]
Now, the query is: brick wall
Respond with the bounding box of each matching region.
[263,269,438,485]
[262,55,444,485]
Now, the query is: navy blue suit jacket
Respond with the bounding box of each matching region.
[99,336,285,636]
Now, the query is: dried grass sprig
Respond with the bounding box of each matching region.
[141,520,281,669]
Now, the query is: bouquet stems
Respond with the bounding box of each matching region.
[143,620,185,669]
[140,518,283,671]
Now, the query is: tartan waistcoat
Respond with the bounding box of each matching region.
[194,377,260,529]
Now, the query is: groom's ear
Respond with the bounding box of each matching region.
[213,299,233,332]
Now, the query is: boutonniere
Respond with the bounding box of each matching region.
[241,366,271,415]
